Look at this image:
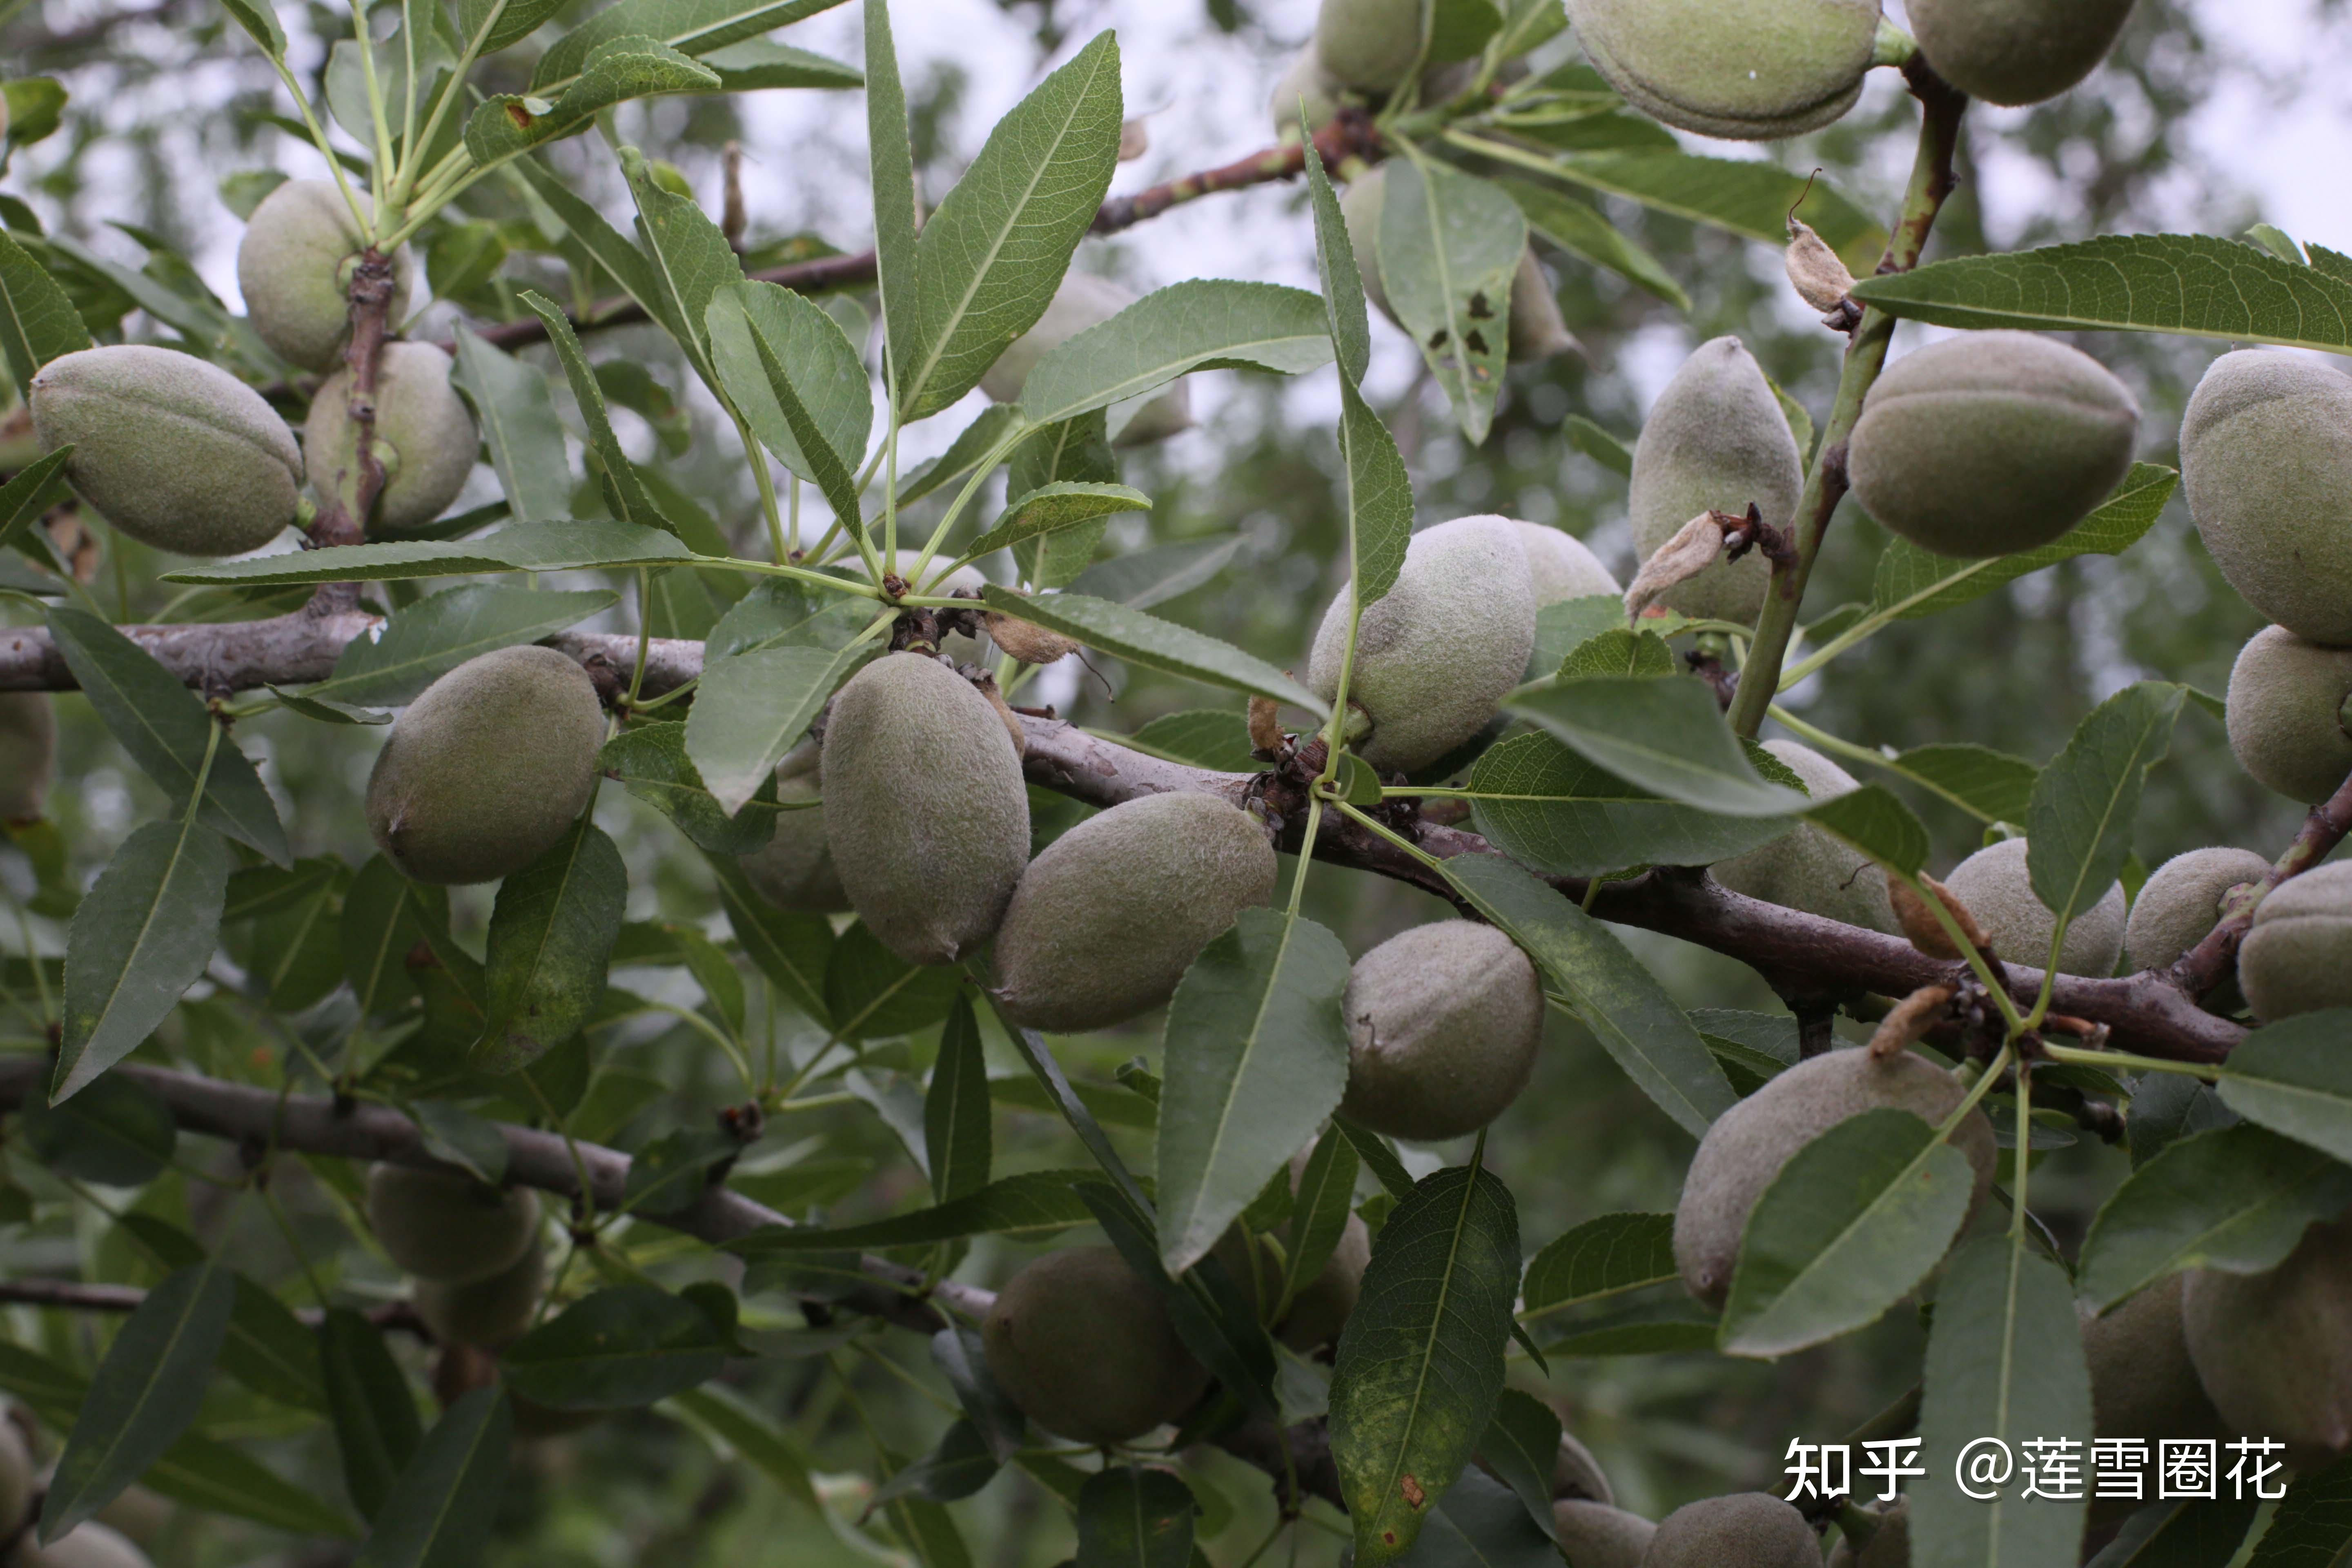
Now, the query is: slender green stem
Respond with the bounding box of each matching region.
[261,55,371,232]
[2010,1057,2033,1240]
[346,0,399,188]
[627,568,653,708]
[737,413,791,564]
[389,0,510,215]
[1287,800,1325,918]
[1335,799,1446,871]
[914,419,1034,585]
[2039,1040,2217,1079]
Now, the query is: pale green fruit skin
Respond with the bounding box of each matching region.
[2184,1212,2352,1472]
[2226,626,2352,805]
[1847,330,2139,559]
[982,1247,1209,1444]
[1339,921,1544,1141]
[2183,350,2352,646]
[1646,1493,1821,1568]
[994,793,1276,1032]
[363,1163,540,1285]
[2082,1274,2229,1531]
[0,1414,29,1539]
[1271,49,1345,137]
[1944,836,2127,976]
[236,179,414,372]
[2239,861,2352,1022]
[416,1243,545,1348]
[364,645,605,886]
[739,772,848,914]
[1629,336,1802,626]
[1306,515,1537,773]
[1910,0,2136,105]
[1315,0,1422,91]
[1278,1212,1370,1350]
[12,1524,151,1568]
[1552,1431,1615,1504]
[305,340,479,535]
[1552,1500,1653,1568]
[89,1488,171,1549]
[821,653,1030,967]
[1567,0,1880,140]
[1712,741,1900,935]
[2125,847,2272,972]
[1826,1498,1907,1568]
[1674,1047,1995,1308]
[0,693,56,822]
[30,344,301,556]
[1513,520,1621,606]
[977,272,1192,447]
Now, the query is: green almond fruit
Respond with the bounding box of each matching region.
[415,1243,546,1348]
[1910,0,2137,107]
[30,343,301,557]
[2124,846,2272,973]
[1848,330,2139,558]
[1552,1500,1653,1568]
[1552,1430,1615,1504]
[739,767,848,914]
[304,340,479,535]
[2183,349,2352,646]
[1307,513,1537,773]
[2226,625,2352,805]
[0,692,57,822]
[1629,336,1802,626]
[364,644,606,886]
[1943,835,2125,976]
[1645,1493,1821,1568]
[1673,1046,1993,1308]
[2238,861,2352,1022]
[1826,1497,1907,1568]
[1338,920,1544,1141]
[981,1247,1209,1444]
[1271,48,1346,137]
[2183,1211,2352,1472]
[1516,519,1620,606]
[13,1524,152,1568]
[994,793,1275,1032]
[978,272,1192,447]
[1712,740,1900,934]
[363,1163,540,1285]
[1567,0,1882,141]
[2082,1272,2228,1537]
[1314,0,1423,92]
[236,179,415,372]
[820,653,1030,967]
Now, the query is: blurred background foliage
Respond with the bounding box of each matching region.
[0,0,2340,1561]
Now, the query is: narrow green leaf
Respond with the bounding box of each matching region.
[1508,676,1807,817]
[56,820,233,1102]
[516,292,665,528]
[2027,682,2185,931]
[341,856,450,1018]
[600,722,782,857]
[1067,535,1246,609]
[502,1286,726,1409]
[1078,1178,1279,1415]
[1074,1466,1195,1568]
[1018,279,1335,426]
[1405,1463,1564,1566]
[151,1429,359,1537]
[825,919,961,1042]
[869,1418,998,1508]
[1870,463,2177,624]
[1912,1236,2092,1568]
[1155,909,1352,1274]
[706,854,832,1023]
[1802,785,1932,879]
[864,0,920,397]
[1336,1115,1420,1203]
[1465,731,1789,879]
[1329,1164,1521,1565]
[925,993,991,1203]
[1477,1388,1563,1544]
[531,0,844,89]
[1378,159,1524,445]
[1124,709,1257,771]
[1501,177,1689,311]
[960,481,1151,561]
[665,1385,821,1512]
[1518,1212,1678,1319]
[353,1388,511,1568]
[0,231,91,399]
[2129,1074,2238,1169]
[704,279,871,499]
[463,38,718,163]
[474,819,628,1074]
[18,1075,175,1185]
[621,149,742,376]
[512,155,671,322]
[1281,1127,1361,1319]
[1303,109,1370,385]
[1542,150,1883,263]
[460,0,568,55]
[688,640,876,817]
[699,37,861,89]
[1879,744,2040,826]
[321,1307,425,1522]
[310,586,615,708]
[162,519,693,586]
[2218,1011,2352,1166]
[2078,1123,2352,1312]
[728,1169,1098,1256]
[1850,233,2352,351]
[1441,854,1735,1137]
[217,0,289,56]
[450,327,573,524]
[1564,416,1633,478]
[41,1261,234,1541]
[2085,1497,2259,1568]
[2243,1454,2352,1567]
[976,586,1327,715]
[930,1323,1028,1463]
[0,448,74,556]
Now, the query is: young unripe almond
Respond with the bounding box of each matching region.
[2184,1212,2352,1472]
[1674,1047,1995,1308]
[1566,0,1881,140]
[2238,861,2352,1022]
[0,1409,30,1541]
[2084,1274,2228,1452]
[1306,514,1536,774]
[29,344,301,556]
[1338,921,1543,1141]
[1711,741,1900,935]
[2124,847,2272,973]
[2226,625,2352,805]
[982,1247,1209,1443]
[14,1524,153,1568]
[1909,0,2137,107]
[978,272,1192,447]
[993,793,1276,1032]
[1552,1431,1614,1504]
[2183,350,2352,646]
[1277,1212,1370,1350]
[1551,1500,1653,1568]
[1847,331,2140,558]
[1826,1498,1907,1568]
[1645,1493,1820,1568]
[739,771,848,913]
[364,645,605,886]
[821,653,1030,967]
[1314,0,1423,92]
[415,1242,545,1348]
[363,1163,541,1285]
[304,340,479,535]
[1628,337,1802,627]
[1513,520,1621,606]
[0,693,57,822]
[1942,836,2127,976]
[236,180,415,372]
[1271,48,1345,138]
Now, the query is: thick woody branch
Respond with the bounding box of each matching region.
[0,1277,428,1336]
